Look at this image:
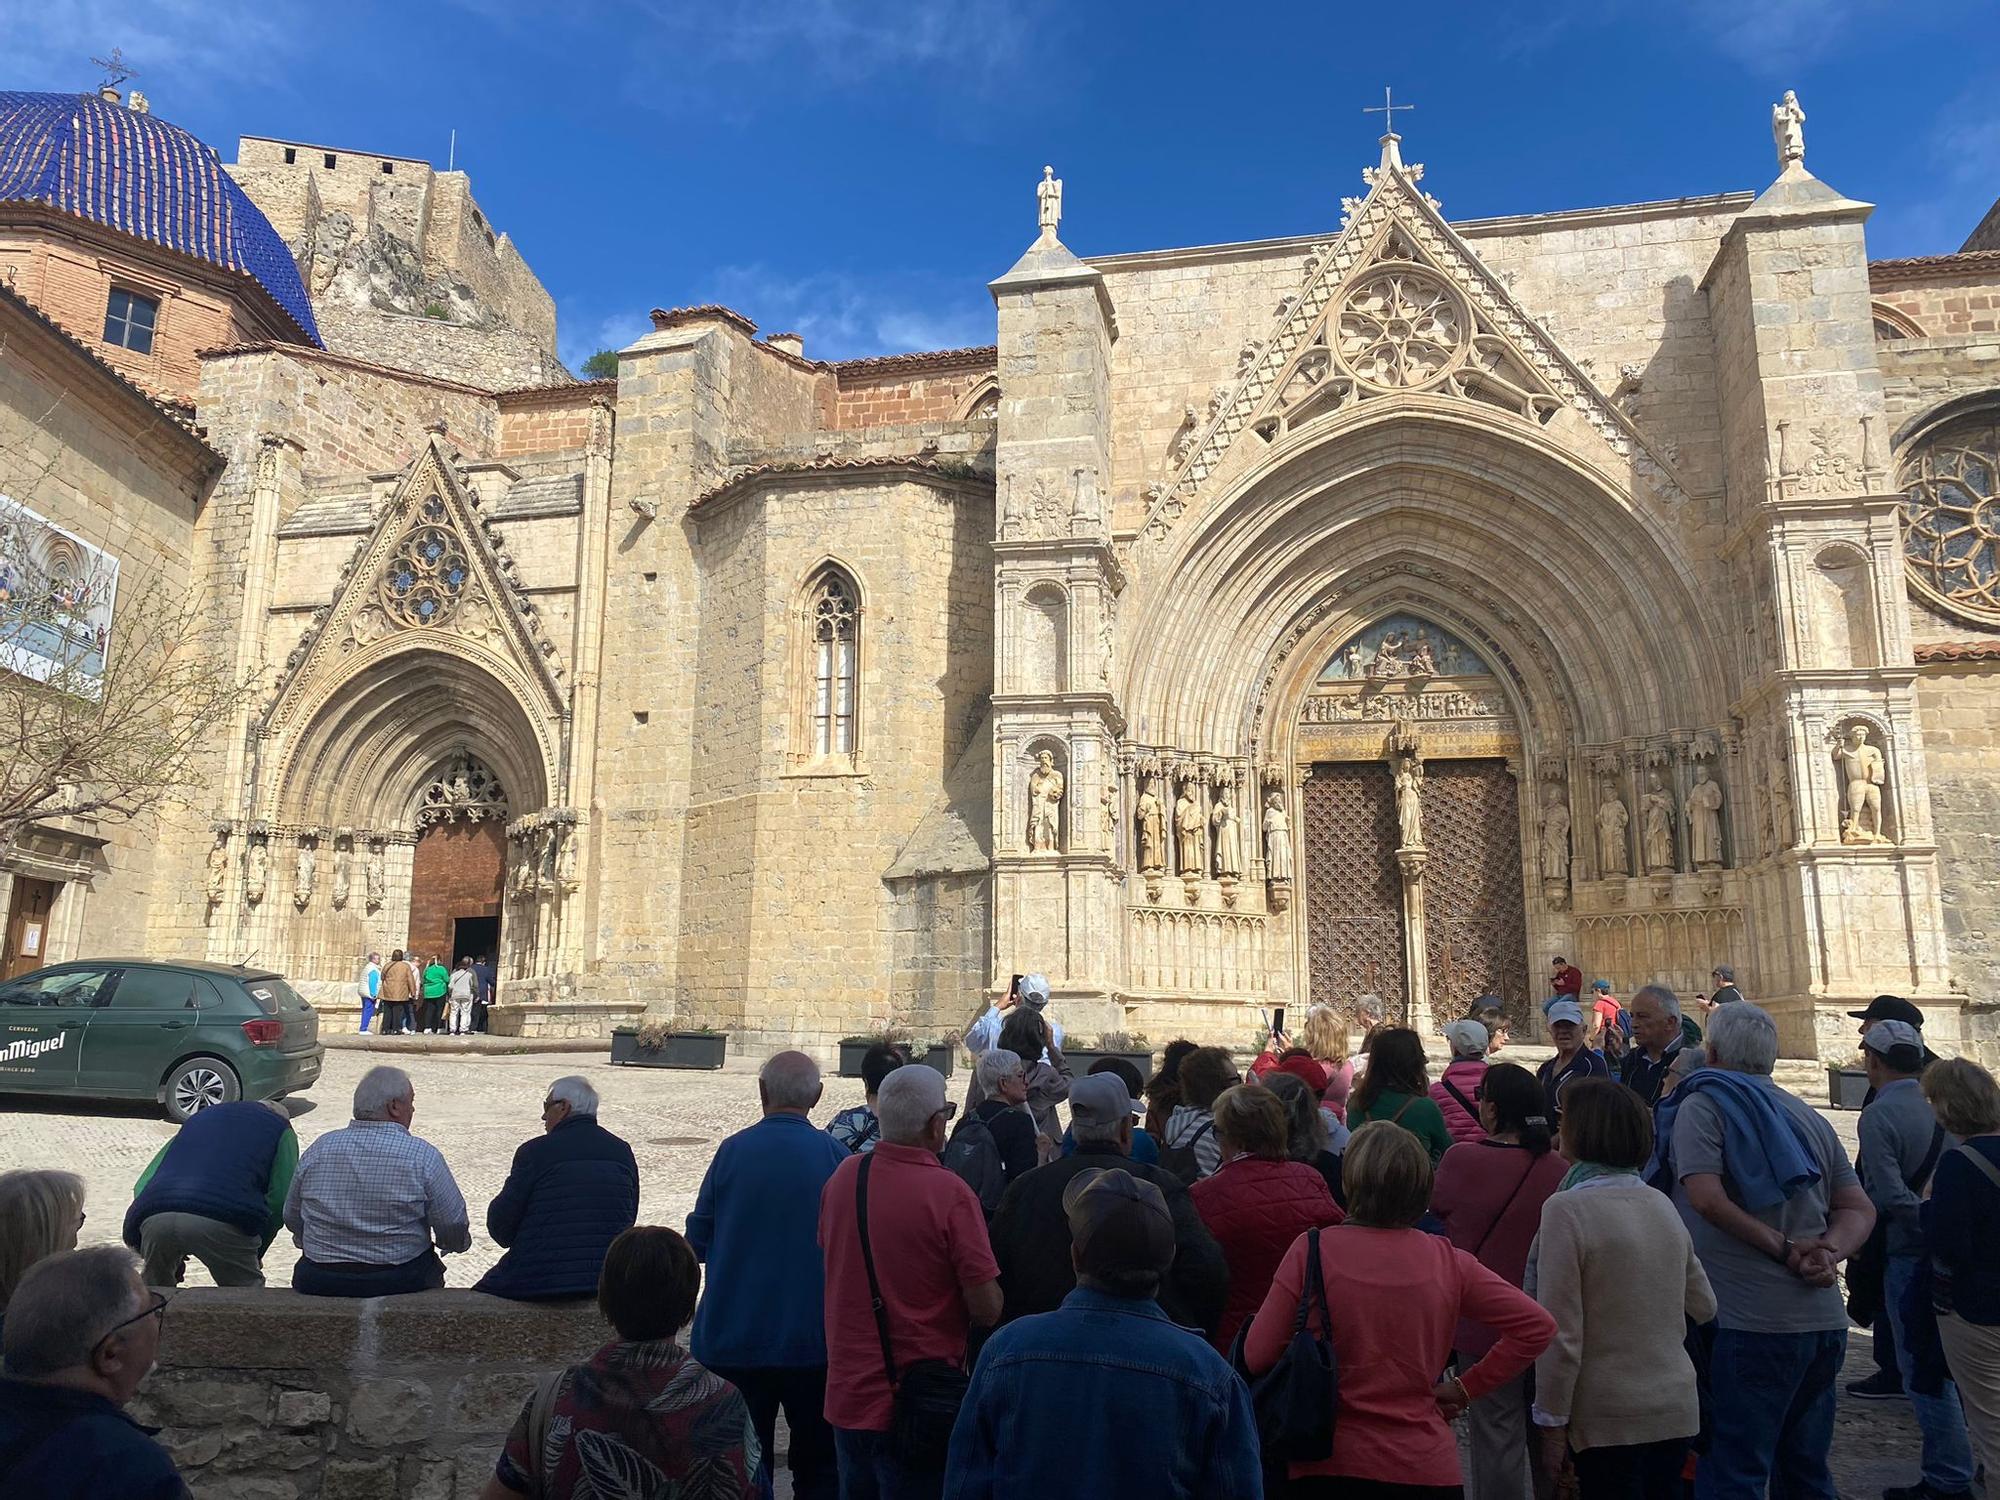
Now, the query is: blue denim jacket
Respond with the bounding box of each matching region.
[943,1286,1262,1499]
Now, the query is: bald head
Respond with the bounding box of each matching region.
[759,1051,823,1115]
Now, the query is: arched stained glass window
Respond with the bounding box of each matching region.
[808,568,859,757]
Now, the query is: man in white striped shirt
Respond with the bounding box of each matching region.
[284,1065,471,1297]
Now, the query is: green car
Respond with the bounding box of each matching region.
[0,959,323,1122]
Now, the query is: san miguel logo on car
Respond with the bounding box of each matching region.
[0,1032,67,1063]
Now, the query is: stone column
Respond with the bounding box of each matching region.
[1702,136,1952,1057]
[1397,847,1432,1036]
[987,213,1126,1030]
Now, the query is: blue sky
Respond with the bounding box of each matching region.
[8,0,1995,369]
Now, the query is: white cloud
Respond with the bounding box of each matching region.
[4,0,304,104]
[697,264,990,360]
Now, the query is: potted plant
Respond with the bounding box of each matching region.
[837,1029,908,1079]
[908,1038,958,1078]
[610,1019,728,1070]
[1828,1052,1871,1110]
[1061,1031,1155,1087]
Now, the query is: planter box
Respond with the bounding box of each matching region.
[837,1041,957,1077]
[610,1030,727,1070]
[911,1045,956,1077]
[1827,1067,1870,1111]
[1062,1048,1155,1088]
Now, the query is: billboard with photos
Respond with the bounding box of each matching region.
[0,495,119,690]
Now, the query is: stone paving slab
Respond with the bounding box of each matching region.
[0,1050,1934,1497]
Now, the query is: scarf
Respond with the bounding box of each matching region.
[1558,1160,1640,1192]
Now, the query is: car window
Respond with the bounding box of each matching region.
[106,968,197,1010]
[0,968,117,1008]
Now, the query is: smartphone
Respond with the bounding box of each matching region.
[1271,1005,1286,1040]
[1007,974,1026,1005]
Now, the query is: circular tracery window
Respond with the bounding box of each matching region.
[379,496,471,627]
[1333,266,1470,392]
[1901,415,2000,622]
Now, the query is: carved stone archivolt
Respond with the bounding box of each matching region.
[416,752,509,827]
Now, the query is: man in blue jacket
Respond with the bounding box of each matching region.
[474,1076,637,1301]
[687,1050,848,1500]
[124,1100,297,1287]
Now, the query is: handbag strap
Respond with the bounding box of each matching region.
[1914,1123,1947,1192]
[855,1153,900,1392]
[1440,1077,1477,1119]
[522,1368,564,1499]
[1389,1095,1418,1125]
[1471,1154,1539,1260]
[1292,1225,1327,1336]
[1953,1142,2000,1194]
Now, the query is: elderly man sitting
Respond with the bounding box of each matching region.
[0,1247,184,1498]
[476,1076,638,1302]
[284,1064,470,1297]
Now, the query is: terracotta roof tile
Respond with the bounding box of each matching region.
[1869,250,2000,284]
[688,454,989,515]
[829,345,997,378]
[648,305,758,337]
[1914,639,2000,662]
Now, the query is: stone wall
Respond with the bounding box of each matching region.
[314,307,563,392]
[1916,662,2000,1044]
[826,351,995,430]
[134,1289,604,1500]
[1872,262,2000,338]
[497,383,614,456]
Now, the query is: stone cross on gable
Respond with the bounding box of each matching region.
[1363,86,1413,140]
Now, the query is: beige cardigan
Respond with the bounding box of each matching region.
[1533,1178,1718,1451]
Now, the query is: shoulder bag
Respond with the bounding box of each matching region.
[1847,1122,1946,1329]
[856,1152,970,1471]
[1229,1225,1337,1468]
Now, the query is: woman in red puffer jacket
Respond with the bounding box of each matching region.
[1430,1017,1493,1145]
[1190,1083,1343,1352]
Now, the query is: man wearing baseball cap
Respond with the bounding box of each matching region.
[962,973,1064,1060]
[988,1074,1226,1339]
[1857,1020,1976,1500]
[945,1167,1261,1496]
[1535,999,1608,1127]
[1846,996,1933,1403]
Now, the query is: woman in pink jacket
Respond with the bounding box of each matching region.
[1244,1120,1556,1497]
[1429,1018,1491,1144]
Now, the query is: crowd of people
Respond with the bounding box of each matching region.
[2,966,1999,1500]
[356,948,496,1035]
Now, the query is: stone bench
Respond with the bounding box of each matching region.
[135,1288,607,1500]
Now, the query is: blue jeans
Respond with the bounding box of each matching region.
[832,1427,941,1500]
[1887,1253,1977,1491]
[1695,1328,1844,1500]
[358,997,375,1032]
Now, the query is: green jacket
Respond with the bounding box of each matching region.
[422,962,450,1000]
[1353,1087,1454,1164]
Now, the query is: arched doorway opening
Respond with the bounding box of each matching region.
[407,752,509,970]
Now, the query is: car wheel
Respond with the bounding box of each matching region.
[164,1057,240,1123]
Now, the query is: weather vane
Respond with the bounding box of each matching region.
[90,49,135,91]
[1363,86,1413,138]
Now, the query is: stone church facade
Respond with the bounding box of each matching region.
[6,87,2000,1061]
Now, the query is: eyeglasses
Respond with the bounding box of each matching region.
[1472,1087,1485,1102]
[931,1102,960,1122]
[95,1291,168,1355]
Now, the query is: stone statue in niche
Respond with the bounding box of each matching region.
[1771,89,1806,169]
[1771,755,1797,849]
[1688,766,1725,867]
[1174,785,1205,873]
[1393,759,1424,849]
[1641,772,1676,872]
[364,843,386,911]
[1211,795,1244,878]
[205,831,229,905]
[1539,784,1571,883]
[245,840,269,905]
[1596,792,1630,876]
[1026,750,1065,853]
[1136,779,1166,872]
[557,828,580,891]
[1263,792,1294,881]
[293,841,316,909]
[1100,784,1118,840]
[1834,724,1890,844]
[331,846,352,910]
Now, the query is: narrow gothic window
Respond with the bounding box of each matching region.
[808,569,859,757]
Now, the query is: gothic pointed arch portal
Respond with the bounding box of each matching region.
[224,642,574,1000]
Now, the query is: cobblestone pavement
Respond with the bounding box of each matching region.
[0,1049,1952,1497]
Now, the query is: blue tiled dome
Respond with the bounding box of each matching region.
[0,91,321,345]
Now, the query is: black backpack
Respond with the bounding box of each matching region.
[1158,1119,1215,1186]
[942,1112,1007,1216]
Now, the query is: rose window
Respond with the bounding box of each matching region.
[1334,267,1469,391]
[379,496,471,627]
[1900,415,2000,621]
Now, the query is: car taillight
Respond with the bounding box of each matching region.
[241,1019,283,1047]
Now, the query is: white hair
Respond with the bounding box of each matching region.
[758,1051,822,1111]
[1355,993,1387,1023]
[547,1075,599,1115]
[1706,1000,1779,1076]
[876,1065,945,1144]
[353,1065,414,1120]
[975,1048,1024,1094]
[1633,984,1681,1022]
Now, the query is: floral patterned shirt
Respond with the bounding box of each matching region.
[495,1338,759,1499]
